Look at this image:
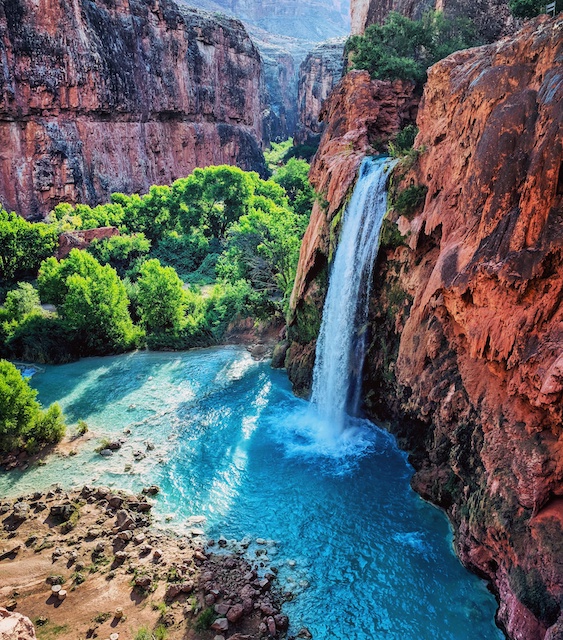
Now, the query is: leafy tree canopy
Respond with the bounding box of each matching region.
[346,11,479,87]
[137,259,186,334]
[0,360,65,453]
[0,208,58,285]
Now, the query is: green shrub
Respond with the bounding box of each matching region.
[0,360,66,454]
[392,184,428,218]
[3,283,41,321]
[195,607,216,631]
[389,125,419,157]
[134,628,152,640]
[509,0,561,17]
[76,420,89,436]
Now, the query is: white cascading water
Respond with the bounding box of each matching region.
[311,156,396,432]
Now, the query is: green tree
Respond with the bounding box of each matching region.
[38,250,140,354]
[87,233,151,277]
[0,360,65,453]
[137,259,186,334]
[272,158,315,217]
[173,166,253,240]
[217,196,308,309]
[4,283,41,321]
[346,11,478,87]
[38,250,104,306]
[0,208,58,284]
[62,267,139,354]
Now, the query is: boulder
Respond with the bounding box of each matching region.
[210,618,229,633]
[0,608,36,639]
[227,603,244,623]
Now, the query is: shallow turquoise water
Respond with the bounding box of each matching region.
[1,347,503,639]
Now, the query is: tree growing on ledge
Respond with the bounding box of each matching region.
[346,11,479,88]
[0,360,65,454]
[509,0,562,17]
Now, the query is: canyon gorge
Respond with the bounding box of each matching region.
[0,0,267,218]
[0,0,562,638]
[287,12,563,640]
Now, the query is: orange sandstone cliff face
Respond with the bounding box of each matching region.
[0,0,266,218]
[287,15,563,639]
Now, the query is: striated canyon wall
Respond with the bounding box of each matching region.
[287,15,563,639]
[294,39,346,146]
[0,0,267,219]
[350,0,519,42]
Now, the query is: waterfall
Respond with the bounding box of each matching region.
[311,156,395,431]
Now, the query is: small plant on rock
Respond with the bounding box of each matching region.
[195,606,216,631]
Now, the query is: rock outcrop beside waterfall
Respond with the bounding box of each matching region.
[287,15,563,639]
[287,70,418,394]
[350,0,519,41]
[0,0,266,219]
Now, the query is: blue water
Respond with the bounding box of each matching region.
[0,347,503,639]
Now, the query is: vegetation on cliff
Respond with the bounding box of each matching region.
[346,11,479,87]
[509,0,562,17]
[0,161,313,362]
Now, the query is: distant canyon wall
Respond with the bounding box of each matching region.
[350,0,519,41]
[0,0,267,219]
[294,39,346,146]
[181,0,351,41]
[287,15,563,640]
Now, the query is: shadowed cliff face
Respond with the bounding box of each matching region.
[287,15,563,639]
[350,0,519,42]
[0,0,267,218]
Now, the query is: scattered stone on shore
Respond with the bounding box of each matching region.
[0,487,289,639]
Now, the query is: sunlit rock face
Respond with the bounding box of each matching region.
[294,39,346,146]
[0,0,266,218]
[350,0,519,42]
[288,15,563,639]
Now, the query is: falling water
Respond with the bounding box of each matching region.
[311,156,395,428]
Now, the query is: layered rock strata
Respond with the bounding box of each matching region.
[0,0,266,219]
[287,15,563,639]
[350,0,519,42]
[294,39,346,146]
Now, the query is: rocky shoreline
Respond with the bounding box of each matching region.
[0,486,296,640]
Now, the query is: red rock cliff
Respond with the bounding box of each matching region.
[0,0,266,218]
[287,15,563,639]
